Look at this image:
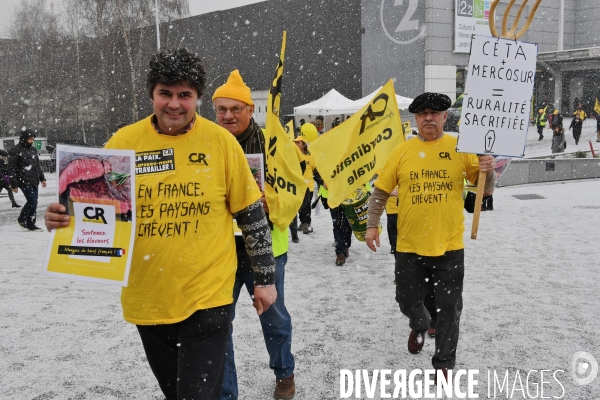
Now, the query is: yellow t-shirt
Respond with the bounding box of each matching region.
[375,134,479,257]
[106,115,261,325]
[385,188,399,214]
[302,153,315,192]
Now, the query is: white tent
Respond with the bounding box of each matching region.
[293,88,414,133]
[333,87,414,114]
[293,89,356,133]
[293,89,355,116]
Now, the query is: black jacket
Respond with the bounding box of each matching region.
[7,131,46,188]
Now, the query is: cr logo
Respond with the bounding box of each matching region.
[189,153,208,165]
[380,0,426,45]
[83,207,107,224]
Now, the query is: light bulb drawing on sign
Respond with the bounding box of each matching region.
[380,0,425,45]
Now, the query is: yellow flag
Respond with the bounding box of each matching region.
[264,32,307,231]
[595,98,600,115]
[284,120,295,141]
[310,80,404,208]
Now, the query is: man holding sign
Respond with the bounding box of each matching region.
[44,49,275,400]
[365,92,496,378]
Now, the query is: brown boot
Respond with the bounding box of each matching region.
[274,374,295,399]
[408,330,425,354]
[335,253,346,266]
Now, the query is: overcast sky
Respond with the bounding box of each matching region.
[0,0,267,38]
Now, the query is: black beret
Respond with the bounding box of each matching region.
[408,92,452,113]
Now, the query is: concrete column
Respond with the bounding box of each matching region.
[554,70,562,112]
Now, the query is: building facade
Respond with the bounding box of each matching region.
[166,0,598,125]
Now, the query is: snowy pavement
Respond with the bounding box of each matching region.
[1,129,600,398]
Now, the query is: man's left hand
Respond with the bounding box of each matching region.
[478,155,495,174]
[253,285,277,315]
[41,181,47,188]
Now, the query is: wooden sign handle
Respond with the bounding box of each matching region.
[470,171,487,240]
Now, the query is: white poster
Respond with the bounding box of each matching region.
[456,35,538,157]
[455,0,492,53]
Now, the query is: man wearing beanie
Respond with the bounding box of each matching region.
[213,70,296,400]
[7,128,46,231]
[364,92,496,381]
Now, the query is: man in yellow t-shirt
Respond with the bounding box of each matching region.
[212,70,296,400]
[365,92,496,378]
[44,49,276,400]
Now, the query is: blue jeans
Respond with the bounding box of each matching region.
[221,254,294,399]
[18,185,38,228]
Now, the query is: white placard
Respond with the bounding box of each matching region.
[456,35,538,157]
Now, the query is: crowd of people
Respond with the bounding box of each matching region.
[534,99,600,154]
[2,45,588,399]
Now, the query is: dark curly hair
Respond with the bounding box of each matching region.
[146,48,207,98]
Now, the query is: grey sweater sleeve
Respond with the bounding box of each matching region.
[366,187,391,228]
[233,200,275,285]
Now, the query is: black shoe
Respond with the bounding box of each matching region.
[18,222,29,231]
[28,225,44,232]
[538,136,543,141]
[291,235,299,243]
[12,202,21,208]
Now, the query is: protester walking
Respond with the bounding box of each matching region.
[534,108,547,140]
[365,92,496,381]
[570,113,583,145]
[44,48,276,400]
[7,129,46,231]
[212,69,296,400]
[0,149,20,208]
[551,126,567,154]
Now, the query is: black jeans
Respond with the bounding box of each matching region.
[18,185,38,228]
[330,206,352,256]
[298,188,313,225]
[387,213,398,252]
[395,250,464,369]
[137,305,232,400]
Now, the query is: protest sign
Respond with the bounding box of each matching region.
[456,35,538,157]
[44,145,135,286]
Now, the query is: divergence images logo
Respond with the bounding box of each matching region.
[380,0,426,45]
[571,351,598,386]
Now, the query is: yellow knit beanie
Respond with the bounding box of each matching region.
[212,70,254,105]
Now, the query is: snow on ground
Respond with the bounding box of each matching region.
[0,121,599,399]
[523,116,599,158]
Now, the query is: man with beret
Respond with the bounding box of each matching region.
[212,70,296,400]
[364,92,496,379]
